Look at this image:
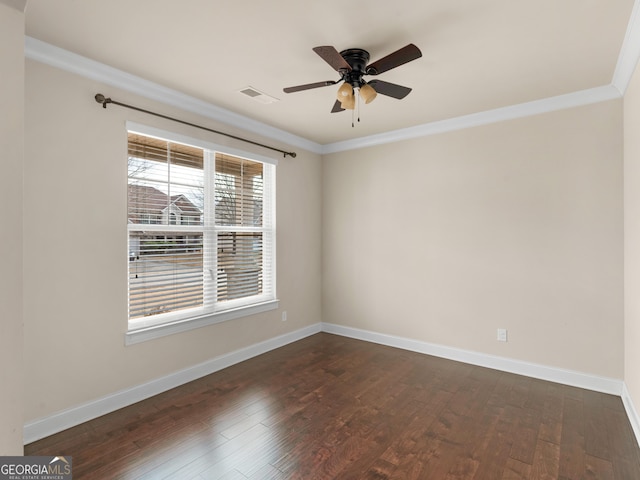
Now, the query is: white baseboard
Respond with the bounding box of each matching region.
[321,322,623,395]
[23,323,322,444]
[25,321,640,452]
[622,383,640,449]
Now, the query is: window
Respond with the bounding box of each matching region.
[126,125,276,341]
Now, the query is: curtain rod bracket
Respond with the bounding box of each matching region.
[94,93,112,109]
[93,93,297,158]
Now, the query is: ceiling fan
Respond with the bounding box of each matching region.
[283,44,422,113]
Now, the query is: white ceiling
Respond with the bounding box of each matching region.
[24,0,637,146]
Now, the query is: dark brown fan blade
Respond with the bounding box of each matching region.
[331,99,345,113]
[368,80,412,99]
[283,80,337,93]
[366,44,422,75]
[313,46,352,72]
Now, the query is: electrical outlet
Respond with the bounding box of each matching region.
[282,311,287,322]
[497,328,508,342]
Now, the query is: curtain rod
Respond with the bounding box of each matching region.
[94,94,297,158]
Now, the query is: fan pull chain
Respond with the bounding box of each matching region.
[351,89,358,128]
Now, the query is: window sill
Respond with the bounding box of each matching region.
[125,299,279,346]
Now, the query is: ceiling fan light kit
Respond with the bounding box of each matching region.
[283,43,422,118]
[337,82,354,103]
[359,83,377,104]
[341,92,356,110]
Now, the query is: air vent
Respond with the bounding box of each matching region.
[237,86,279,104]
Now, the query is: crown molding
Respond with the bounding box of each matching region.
[321,85,622,154]
[26,11,639,157]
[24,36,323,155]
[613,0,640,95]
[0,0,27,12]
[324,0,639,153]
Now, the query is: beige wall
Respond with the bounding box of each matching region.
[625,60,640,418]
[18,35,636,437]
[23,60,322,423]
[0,0,25,454]
[323,100,624,379]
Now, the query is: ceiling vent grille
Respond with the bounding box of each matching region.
[238,86,279,104]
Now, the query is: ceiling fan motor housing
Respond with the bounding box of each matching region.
[340,48,371,86]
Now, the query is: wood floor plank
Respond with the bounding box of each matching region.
[216,470,248,480]
[558,396,586,479]
[530,439,560,479]
[509,406,542,465]
[24,333,640,479]
[582,389,612,461]
[604,406,640,480]
[470,405,517,479]
[583,454,615,480]
[502,458,532,479]
[537,383,564,445]
[378,390,452,467]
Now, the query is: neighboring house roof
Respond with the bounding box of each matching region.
[128,184,201,223]
[170,194,201,214]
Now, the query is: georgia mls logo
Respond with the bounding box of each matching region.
[0,456,72,479]
[50,456,71,472]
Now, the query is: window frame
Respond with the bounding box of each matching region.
[125,122,278,345]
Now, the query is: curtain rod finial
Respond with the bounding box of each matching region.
[94,93,111,108]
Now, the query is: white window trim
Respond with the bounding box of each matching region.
[125,122,278,345]
[125,299,279,345]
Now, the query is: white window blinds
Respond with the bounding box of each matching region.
[127,132,276,329]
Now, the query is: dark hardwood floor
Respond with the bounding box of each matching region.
[25,333,640,479]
